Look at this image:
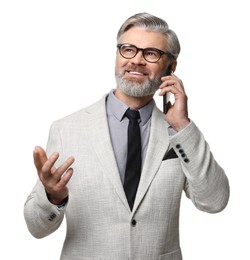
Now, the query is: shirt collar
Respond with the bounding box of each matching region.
[106,90,155,125]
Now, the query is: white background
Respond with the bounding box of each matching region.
[1,0,249,259]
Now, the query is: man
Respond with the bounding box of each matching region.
[24,12,230,260]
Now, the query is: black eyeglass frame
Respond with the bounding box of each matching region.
[117,43,173,63]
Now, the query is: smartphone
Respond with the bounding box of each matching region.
[163,65,172,114]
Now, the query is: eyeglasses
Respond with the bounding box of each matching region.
[117,43,171,63]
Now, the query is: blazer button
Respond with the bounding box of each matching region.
[131,219,137,226]
[48,212,56,221]
[178,149,184,154]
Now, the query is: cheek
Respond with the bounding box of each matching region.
[115,56,128,71]
[155,63,168,77]
[149,66,164,79]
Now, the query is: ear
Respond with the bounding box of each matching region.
[171,60,177,72]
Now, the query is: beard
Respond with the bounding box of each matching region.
[115,68,164,97]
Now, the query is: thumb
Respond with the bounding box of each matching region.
[33,146,48,170]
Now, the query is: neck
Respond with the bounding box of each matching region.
[114,88,154,110]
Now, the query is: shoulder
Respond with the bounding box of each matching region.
[52,94,108,127]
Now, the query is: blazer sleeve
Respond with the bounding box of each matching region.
[24,121,66,238]
[169,121,230,213]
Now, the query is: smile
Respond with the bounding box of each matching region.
[127,71,148,76]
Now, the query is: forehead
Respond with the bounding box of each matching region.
[119,27,168,50]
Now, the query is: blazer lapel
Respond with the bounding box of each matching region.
[85,95,130,211]
[132,107,171,212]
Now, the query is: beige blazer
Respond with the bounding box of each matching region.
[24,95,230,260]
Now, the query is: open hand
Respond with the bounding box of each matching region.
[33,146,75,205]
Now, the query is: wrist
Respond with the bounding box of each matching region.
[46,191,68,206]
[171,118,190,132]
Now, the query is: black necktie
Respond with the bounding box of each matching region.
[123,108,141,210]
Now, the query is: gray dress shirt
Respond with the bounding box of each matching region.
[106,90,155,183]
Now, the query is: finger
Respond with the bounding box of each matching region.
[161,71,177,80]
[33,146,47,171]
[159,84,179,96]
[41,152,60,178]
[37,146,48,165]
[33,149,42,171]
[159,78,176,88]
[160,78,184,91]
[33,146,47,170]
[57,167,74,188]
[54,156,75,179]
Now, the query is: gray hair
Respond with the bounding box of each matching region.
[117,12,181,60]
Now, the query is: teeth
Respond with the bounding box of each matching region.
[129,71,144,75]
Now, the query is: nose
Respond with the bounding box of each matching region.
[131,50,146,65]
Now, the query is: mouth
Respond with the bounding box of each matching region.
[126,70,148,77]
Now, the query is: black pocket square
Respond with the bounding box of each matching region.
[162,148,178,161]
